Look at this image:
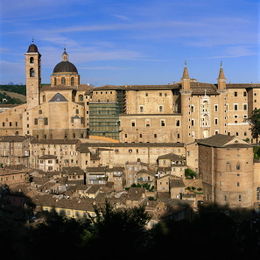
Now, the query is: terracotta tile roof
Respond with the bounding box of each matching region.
[197,134,235,147]
[170,178,185,188]
[0,136,28,142]
[157,153,184,161]
[39,155,57,159]
[31,139,79,145]
[62,167,84,175]
[77,142,184,152]
[93,84,180,91]
[227,83,260,89]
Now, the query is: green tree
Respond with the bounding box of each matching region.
[248,108,260,143]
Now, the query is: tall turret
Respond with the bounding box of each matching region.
[181,63,191,91]
[25,42,41,109]
[217,62,226,91]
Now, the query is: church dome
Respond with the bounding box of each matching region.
[53,61,78,73]
[52,48,78,74]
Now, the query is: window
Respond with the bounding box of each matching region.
[76,109,79,114]
[44,118,48,125]
[176,120,180,126]
[177,133,180,139]
[159,93,162,96]
[243,91,247,96]
[9,122,12,127]
[30,57,34,63]
[243,104,247,110]
[159,106,163,112]
[191,119,194,126]
[128,149,132,153]
[160,119,166,127]
[29,68,35,77]
[234,92,237,97]
[139,134,142,138]
[154,134,157,138]
[236,162,240,170]
[214,105,218,112]
[145,119,151,127]
[237,182,240,187]
[34,118,38,125]
[79,95,83,101]
[226,162,231,171]
[238,195,241,201]
[39,110,42,114]
[257,187,260,201]
[145,93,148,97]
[234,104,238,110]
[215,118,218,125]
[125,134,127,138]
[139,106,144,112]
[131,121,136,127]
[71,77,74,86]
[61,77,65,85]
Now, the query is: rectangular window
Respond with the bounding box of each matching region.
[139,106,144,112]
[215,118,218,125]
[159,105,163,112]
[243,104,247,110]
[243,91,247,96]
[160,119,166,127]
[145,119,151,127]
[34,118,38,125]
[214,105,218,112]
[44,118,48,125]
[234,92,238,97]
[131,121,136,127]
[234,104,238,110]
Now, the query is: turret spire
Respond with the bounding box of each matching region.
[182,61,190,80]
[62,48,68,61]
[218,61,225,80]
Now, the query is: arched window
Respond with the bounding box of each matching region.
[176,120,180,126]
[30,57,34,64]
[71,77,74,86]
[61,77,65,85]
[236,162,240,170]
[79,95,83,102]
[30,68,35,77]
[226,162,231,171]
[54,77,57,86]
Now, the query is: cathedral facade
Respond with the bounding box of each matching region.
[0,43,259,144]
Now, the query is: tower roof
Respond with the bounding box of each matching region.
[182,66,190,80]
[27,43,39,53]
[218,66,226,80]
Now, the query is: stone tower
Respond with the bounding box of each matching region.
[25,42,41,109]
[180,64,192,143]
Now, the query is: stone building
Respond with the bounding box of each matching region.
[198,134,259,208]
[0,136,30,167]
[0,43,259,144]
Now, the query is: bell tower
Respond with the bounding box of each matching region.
[25,42,41,109]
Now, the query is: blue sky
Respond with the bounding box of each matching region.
[0,0,259,86]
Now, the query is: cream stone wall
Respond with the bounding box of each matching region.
[199,143,255,208]
[0,104,26,136]
[26,95,86,139]
[226,88,250,139]
[91,90,118,102]
[29,141,79,170]
[253,161,260,204]
[119,114,182,143]
[125,90,179,114]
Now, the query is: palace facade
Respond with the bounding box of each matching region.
[0,43,259,143]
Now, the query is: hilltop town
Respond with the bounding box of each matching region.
[0,43,259,225]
